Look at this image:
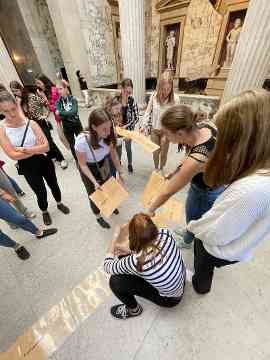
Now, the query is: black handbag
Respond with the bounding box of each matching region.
[15,120,30,175]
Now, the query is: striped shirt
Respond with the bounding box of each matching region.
[104,228,186,298]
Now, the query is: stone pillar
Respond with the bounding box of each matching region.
[46,0,91,97]
[222,0,270,104]
[0,36,21,89]
[118,0,145,104]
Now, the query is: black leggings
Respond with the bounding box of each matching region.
[63,122,83,160]
[110,274,183,309]
[39,120,65,162]
[78,162,107,215]
[192,239,237,294]
[20,155,61,211]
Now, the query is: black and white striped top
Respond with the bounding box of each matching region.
[104,228,186,298]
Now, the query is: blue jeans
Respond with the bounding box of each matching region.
[183,183,224,244]
[7,175,23,194]
[0,198,38,240]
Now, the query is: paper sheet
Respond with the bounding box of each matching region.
[141,171,168,208]
[90,177,129,218]
[160,198,184,223]
[115,127,160,153]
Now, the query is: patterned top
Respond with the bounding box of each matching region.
[23,94,49,122]
[188,122,217,189]
[123,95,139,131]
[104,228,186,298]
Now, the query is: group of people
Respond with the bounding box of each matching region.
[0,69,270,321]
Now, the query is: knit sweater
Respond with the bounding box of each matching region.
[188,172,270,261]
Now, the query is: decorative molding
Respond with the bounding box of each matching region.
[156,0,191,13]
[107,0,118,7]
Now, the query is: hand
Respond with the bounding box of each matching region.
[1,192,15,203]
[117,172,124,186]
[55,110,60,116]
[94,182,101,191]
[148,209,156,218]
[37,89,46,99]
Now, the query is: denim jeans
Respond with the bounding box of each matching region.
[7,175,23,194]
[0,198,38,235]
[183,183,224,244]
[0,230,17,248]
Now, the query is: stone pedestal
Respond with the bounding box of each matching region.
[0,36,21,89]
[118,0,145,104]
[222,0,270,104]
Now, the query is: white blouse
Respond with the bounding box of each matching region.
[75,132,110,163]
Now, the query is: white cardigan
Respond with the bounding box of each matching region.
[188,172,270,262]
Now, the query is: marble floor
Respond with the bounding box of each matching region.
[1,108,270,360]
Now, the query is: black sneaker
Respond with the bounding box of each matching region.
[113,209,119,215]
[57,203,70,214]
[97,217,111,229]
[15,246,30,260]
[36,228,58,239]
[18,191,26,197]
[111,304,143,320]
[128,164,133,173]
[43,211,52,226]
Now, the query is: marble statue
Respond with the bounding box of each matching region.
[224,18,242,67]
[165,30,176,70]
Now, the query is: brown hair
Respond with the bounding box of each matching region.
[87,108,116,149]
[129,213,160,272]
[9,80,23,91]
[205,89,270,187]
[0,83,7,92]
[156,70,175,105]
[0,91,16,104]
[161,104,200,133]
[104,95,121,113]
[121,78,133,88]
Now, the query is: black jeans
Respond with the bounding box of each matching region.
[39,120,65,162]
[78,161,107,215]
[19,155,61,211]
[192,239,237,294]
[63,122,83,160]
[110,274,183,309]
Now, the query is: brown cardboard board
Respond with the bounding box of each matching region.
[141,171,168,208]
[90,177,129,218]
[115,127,160,153]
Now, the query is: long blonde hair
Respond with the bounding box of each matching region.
[156,70,175,105]
[205,89,270,187]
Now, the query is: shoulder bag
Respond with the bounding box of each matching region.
[15,120,30,175]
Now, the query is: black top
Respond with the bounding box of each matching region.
[122,105,128,125]
[189,123,217,190]
[78,76,88,90]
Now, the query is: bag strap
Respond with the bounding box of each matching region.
[84,134,103,178]
[20,120,30,147]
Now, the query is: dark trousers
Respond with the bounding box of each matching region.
[63,122,83,160]
[110,274,183,309]
[20,155,62,211]
[78,162,106,215]
[192,239,237,294]
[116,139,132,165]
[39,120,65,162]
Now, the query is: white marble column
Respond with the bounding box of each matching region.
[0,36,21,89]
[222,0,270,104]
[46,0,91,97]
[118,0,145,104]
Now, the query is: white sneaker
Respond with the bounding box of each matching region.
[60,160,68,169]
[186,269,194,283]
[25,211,36,219]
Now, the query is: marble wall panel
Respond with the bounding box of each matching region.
[180,0,223,79]
[150,0,161,78]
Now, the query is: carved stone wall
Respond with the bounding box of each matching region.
[77,0,117,86]
[179,0,223,79]
[150,0,161,78]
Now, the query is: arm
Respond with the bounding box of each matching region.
[0,187,15,203]
[0,127,33,160]
[149,156,204,214]
[140,93,154,134]
[23,121,49,155]
[76,150,100,190]
[110,144,123,177]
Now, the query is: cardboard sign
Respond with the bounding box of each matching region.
[90,177,129,218]
[115,127,160,153]
[160,198,184,223]
[141,171,167,208]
